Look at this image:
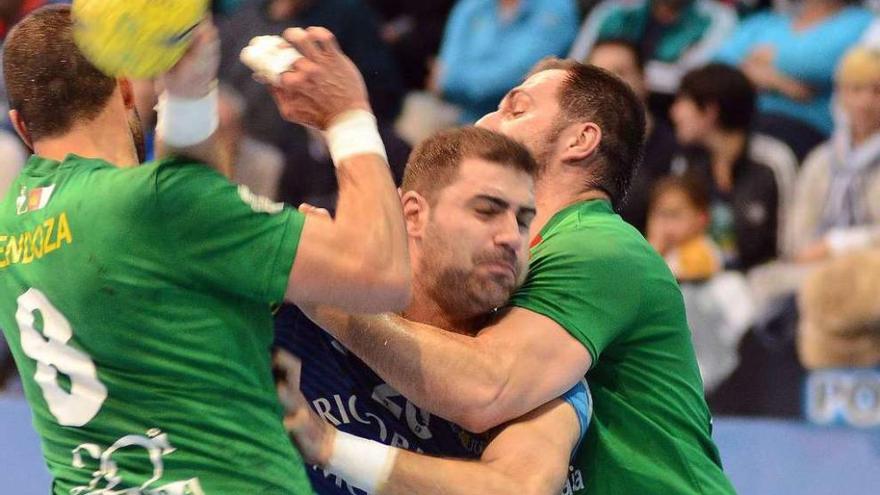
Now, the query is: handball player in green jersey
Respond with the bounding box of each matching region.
[0,6,410,494]
[309,58,737,494]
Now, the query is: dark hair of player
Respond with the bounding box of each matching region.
[4,5,117,142]
[402,126,537,204]
[527,57,647,209]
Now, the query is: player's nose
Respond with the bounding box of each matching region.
[475,111,499,131]
[494,214,524,252]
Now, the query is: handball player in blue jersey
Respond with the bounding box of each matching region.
[276,127,591,495]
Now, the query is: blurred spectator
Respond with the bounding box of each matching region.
[211,0,246,16]
[276,123,410,210]
[433,0,579,123]
[0,332,14,391]
[217,85,285,200]
[798,248,880,369]
[366,0,456,90]
[393,90,462,146]
[713,0,874,160]
[647,175,753,391]
[587,38,679,233]
[1,2,63,191]
[0,125,28,195]
[669,63,797,271]
[217,0,405,146]
[0,0,64,39]
[788,46,880,263]
[648,175,722,281]
[861,15,880,45]
[0,48,28,197]
[570,0,736,114]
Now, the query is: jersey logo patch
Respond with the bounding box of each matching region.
[237,185,284,214]
[70,428,205,495]
[529,234,543,250]
[16,184,55,215]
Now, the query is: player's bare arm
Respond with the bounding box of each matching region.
[309,306,591,432]
[383,398,580,495]
[155,20,229,174]
[282,371,582,495]
[263,27,411,314]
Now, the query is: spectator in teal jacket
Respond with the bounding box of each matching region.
[569,0,736,96]
[713,0,874,159]
[434,0,579,123]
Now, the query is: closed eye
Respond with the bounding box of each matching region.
[476,206,503,217]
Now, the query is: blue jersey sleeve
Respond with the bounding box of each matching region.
[561,379,592,459]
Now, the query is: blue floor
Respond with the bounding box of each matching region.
[2,395,878,494]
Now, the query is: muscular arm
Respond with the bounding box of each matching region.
[382,398,579,495]
[285,151,410,313]
[155,20,230,173]
[283,373,581,495]
[273,28,410,314]
[313,307,591,432]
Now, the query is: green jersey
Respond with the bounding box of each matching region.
[0,155,313,494]
[510,200,735,494]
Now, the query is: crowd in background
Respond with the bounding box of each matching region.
[1,0,879,421]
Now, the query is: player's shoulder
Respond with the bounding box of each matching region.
[150,155,225,178]
[144,156,232,199]
[56,155,158,201]
[70,156,228,214]
[540,200,648,254]
[535,200,669,277]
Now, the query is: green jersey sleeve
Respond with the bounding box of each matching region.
[150,158,304,305]
[509,226,643,363]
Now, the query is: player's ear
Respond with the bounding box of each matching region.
[560,121,601,163]
[9,109,33,151]
[117,78,136,110]
[401,190,429,239]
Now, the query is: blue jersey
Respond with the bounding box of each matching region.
[275,305,592,495]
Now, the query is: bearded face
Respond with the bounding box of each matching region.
[420,217,526,319]
[411,158,534,320]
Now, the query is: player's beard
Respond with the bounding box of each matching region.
[531,118,567,178]
[420,228,524,321]
[128,107,147,163]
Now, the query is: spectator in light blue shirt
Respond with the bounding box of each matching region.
[434,0,579,123]
[713,0,874,159]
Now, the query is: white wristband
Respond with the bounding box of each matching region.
[326,431,399,494]
[324,109,388,166]
[155,86,219,149]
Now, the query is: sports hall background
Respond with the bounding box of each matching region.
[1,0,879,493]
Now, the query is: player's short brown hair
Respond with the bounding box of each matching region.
[527,58,646,209]
[402,127,537,203]
[3,5,117,141]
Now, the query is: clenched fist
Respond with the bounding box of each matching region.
[269,27,372,130]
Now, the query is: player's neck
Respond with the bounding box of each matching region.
[403,281,481,336]
[531,164,609,237]
[33,108,139,168]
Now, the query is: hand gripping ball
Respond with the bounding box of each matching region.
[72,0,208,78]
